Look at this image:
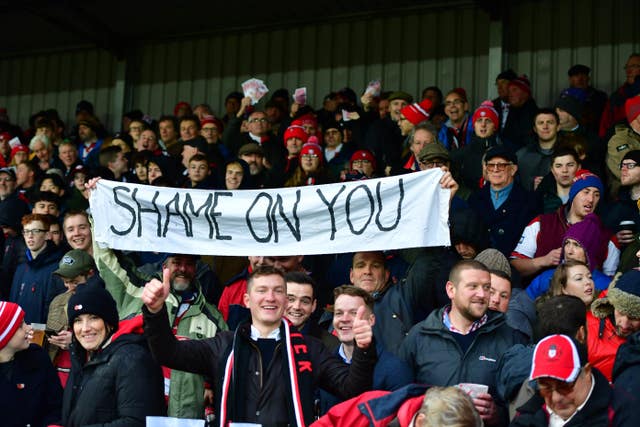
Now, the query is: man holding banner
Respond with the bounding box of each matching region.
[142,265,377,426]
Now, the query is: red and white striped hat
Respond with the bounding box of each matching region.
[0,301,25,350]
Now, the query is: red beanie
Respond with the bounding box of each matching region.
[472,100,500,129]
[10,145,28,160]
[0,301,25,350]
[400,99,433,125]
[200,115,224,133]
[350,149,377,170]
[173,101,191,117]
[509,75,531,95]
[284,125,309,146]
[625,96,640,124]
[300,142,324,163]
[291,114,318,131]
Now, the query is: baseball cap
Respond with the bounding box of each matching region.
[53,249,95,278]
[530,334,584,382]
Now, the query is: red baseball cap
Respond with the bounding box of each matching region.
[530,335,582,382]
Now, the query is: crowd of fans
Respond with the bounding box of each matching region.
[1,52,640,427]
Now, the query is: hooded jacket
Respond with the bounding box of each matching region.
[62,317,166,427]
[9,240,64,324]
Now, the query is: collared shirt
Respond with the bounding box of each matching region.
[250,324,281,341]
[547,373,595,427]
[490,181,514,209]
[337,344,351,363]
[324,143,343,163]
[442,306,488,335]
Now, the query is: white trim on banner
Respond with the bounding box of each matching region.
[90,169,450,256]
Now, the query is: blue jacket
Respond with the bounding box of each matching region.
[0,344,62,427]
[370,247,446,356]
[9,241,64,324]
[526,268,610,300]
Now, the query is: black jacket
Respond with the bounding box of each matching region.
[62,332,166,427]
[143,306,376,426]
[511,369,635,427]
[0,344,62,427]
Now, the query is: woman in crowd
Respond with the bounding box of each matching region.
[0,301,63,427]
[284,142,330,187]
[62,286,165,426]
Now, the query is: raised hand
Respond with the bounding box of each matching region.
[141,267,171,313]
[352,305,373,349]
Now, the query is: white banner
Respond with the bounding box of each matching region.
[90,169,450,256]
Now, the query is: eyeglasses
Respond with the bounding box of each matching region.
[352,159,371,166]
[624,64,640,70]
[248,118,268,123]
[537,375,580,397]
[0,177,14,182]
[444,99,464,107]
[420,161,445,168]
[201,127,218,132]
[485,162,513,171]
[129,126,143,131]
[301,154,319,159]
[22,229,47,236]
[619,162,639,170]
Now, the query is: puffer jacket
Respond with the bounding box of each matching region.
[62,318,166,427]
[9,241,64,323]
[399,308,526,391]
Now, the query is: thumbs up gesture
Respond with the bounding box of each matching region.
[142,268,171,313]
[353,305,373,349]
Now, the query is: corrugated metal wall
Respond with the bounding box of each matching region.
[0,49,117,131]
[506,0,640,107]
[0,0,638,132]
[132,5,490,121]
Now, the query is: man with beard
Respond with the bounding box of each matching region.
[399,260,526,427]
[93,246,228,419]
[85,173,227,419]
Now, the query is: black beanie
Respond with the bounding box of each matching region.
[68,285,119,331]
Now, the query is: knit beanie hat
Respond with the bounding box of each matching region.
[200,115,224,133]
[350,149,376,170]
[475,248,511,278]
[623,150,640,164]
[562,213,606,270]
[284,125,309,145]
[400,99,433,125]
[173,101,191,117]
[299,142,324,163]
[10,145,28,160]
[67,286,119,331]
[591,269,640,319]
[472,100,499,129]
[0,301,25,350]
[625,96,640,124]
[509,75,532,95]
[567,170,603,207]
[291,114,318,131]
[555,94,584,122]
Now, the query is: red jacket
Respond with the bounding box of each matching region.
[312,384,429,427]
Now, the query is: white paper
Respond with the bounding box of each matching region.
[146,416,204,427]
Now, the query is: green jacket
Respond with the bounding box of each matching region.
[93,240,228,419]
